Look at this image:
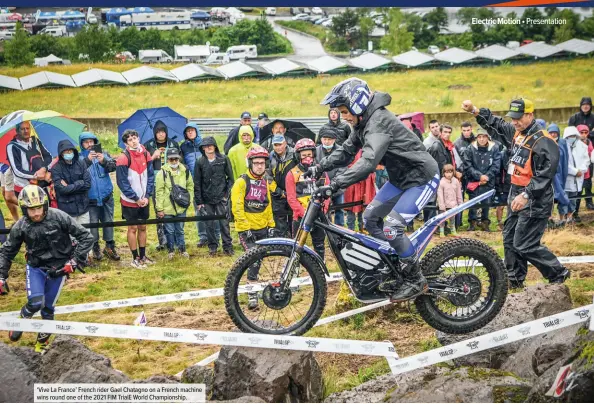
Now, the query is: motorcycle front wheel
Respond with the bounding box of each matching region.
[415,238,508,334]
[224,244,327,335]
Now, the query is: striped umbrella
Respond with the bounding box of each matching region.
[0,110,86,164]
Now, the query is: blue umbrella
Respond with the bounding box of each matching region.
[118,107,188,150]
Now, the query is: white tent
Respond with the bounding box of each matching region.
[0,74,21,91]
[19,71,76,90]
[33,54,64,67]
[122,66,179,84]
[171,64,224,81]
[71,68,129,87]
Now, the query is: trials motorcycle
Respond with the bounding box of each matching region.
[224,180,507,336]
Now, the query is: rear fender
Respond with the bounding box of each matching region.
[255,238,329,276]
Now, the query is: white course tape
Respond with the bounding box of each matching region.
[388,304,593,374]
[0,317,397,358]
[1,254,592,319]
[0,272,345,318]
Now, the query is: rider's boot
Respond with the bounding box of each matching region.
[35,332,52,355]
[390,256,428,302]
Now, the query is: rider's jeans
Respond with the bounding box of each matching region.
[363,175,439,258]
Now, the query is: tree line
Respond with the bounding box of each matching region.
[2,17,292,67]
[327,7,594,54]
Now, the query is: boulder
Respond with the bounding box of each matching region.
[0,342,39,403]
[40,336,130,383]
[182,365,214,397]
[325,366,531,403]
[527,324,594,402]
[436,284,573,369]
[500,324,582,381]
[212,346,323,403]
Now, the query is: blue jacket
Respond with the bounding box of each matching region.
[79,132,116,207]
[180,123,203,177]
[553,137,570,206]
[51,139,92,217]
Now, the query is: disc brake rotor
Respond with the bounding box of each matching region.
[261,284,292,310]
[446,273,482,306]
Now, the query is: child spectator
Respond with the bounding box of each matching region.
[437,164,462,237]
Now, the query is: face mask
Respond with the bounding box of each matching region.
[63,153,74,161]
[322,144,334,150]
[301,156,314,166]
[567,137,578,146]
[170,163,179,169]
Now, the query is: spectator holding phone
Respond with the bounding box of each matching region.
[143,121,179,251]
[79,132,120,262]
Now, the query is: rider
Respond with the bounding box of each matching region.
[309,77,440,302]
[0,185,94,353]
[286,138,330,259]
[230,146,276,309]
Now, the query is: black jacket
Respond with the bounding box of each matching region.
[463,141,502,190]
[143,121,180,172]
[224,124,255,155]
[568,97,594,141]
[269,146,296,216]
[316,108,351,146]
[319,92,439,190]
[0,208,94,277]
[50,140,91,217]
[194,137,234,205]
[428,140,459,177]
[475,109,559,218]
[454,133,476,172]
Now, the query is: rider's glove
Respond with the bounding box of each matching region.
[315,183,339,199]
[267,227,276,238]
[0,277,9,295]
[303,164,323,180]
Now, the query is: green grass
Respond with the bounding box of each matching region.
[1,59,592,119]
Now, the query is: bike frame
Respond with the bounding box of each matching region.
[256,182,495,293]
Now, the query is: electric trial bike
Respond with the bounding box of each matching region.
[224,180,508,336]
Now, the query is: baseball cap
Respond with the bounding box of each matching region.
[240,111,251,119]
[506,99,534,119]
[258,112,268,120]
[272,135,286,144]
[166,148,181,159]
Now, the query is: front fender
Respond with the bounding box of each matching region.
[255,237,329,276]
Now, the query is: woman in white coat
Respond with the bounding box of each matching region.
[563,126,590,223]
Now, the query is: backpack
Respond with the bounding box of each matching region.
[164,168,191,214]
[123,149,151,168]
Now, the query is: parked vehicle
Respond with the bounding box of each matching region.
[115,51,135,63]
[265,7,276,16]
[302,7,312,14]
[226,45,257,60]
[428,45,440,54]
[321,19,333,27]
[314,17,330,25]
[224,182,507,336]
[290,7,301,15]
[292,13,309,21]
[0,30,14,40]
[506,41,520,49]
[311,7,324,15]
[204,52,230,65]
[38,25,67,37]
[138,49,173,63]
[120,11,192,31]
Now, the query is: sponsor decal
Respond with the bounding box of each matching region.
[194,333,208,341]
[439,348,457,358]
[248,337,262,345]
[467,341,479,350]
[517,326,531,336]
[491,333,509,344]
[383,226,397,240]
[274,339,292,346]
[31,322,44,330]
[574,309,590,320]
[164,332,180,338]
[221,336,237,343]
[85,326,99,333]
[543,318,563,328]
[56,324,71,331]
[306,340,320,349]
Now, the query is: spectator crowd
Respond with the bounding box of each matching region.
[0,97,593,270]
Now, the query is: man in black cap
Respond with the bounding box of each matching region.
[224,111,255,154]
[568,97,594,141]
[255,112,269,144]
[462,98,569,289]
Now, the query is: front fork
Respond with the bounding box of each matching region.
[278,200,321,291]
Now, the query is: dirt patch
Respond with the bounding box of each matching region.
[448,84,472,90]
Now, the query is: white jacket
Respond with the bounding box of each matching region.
[563,127,590,193]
